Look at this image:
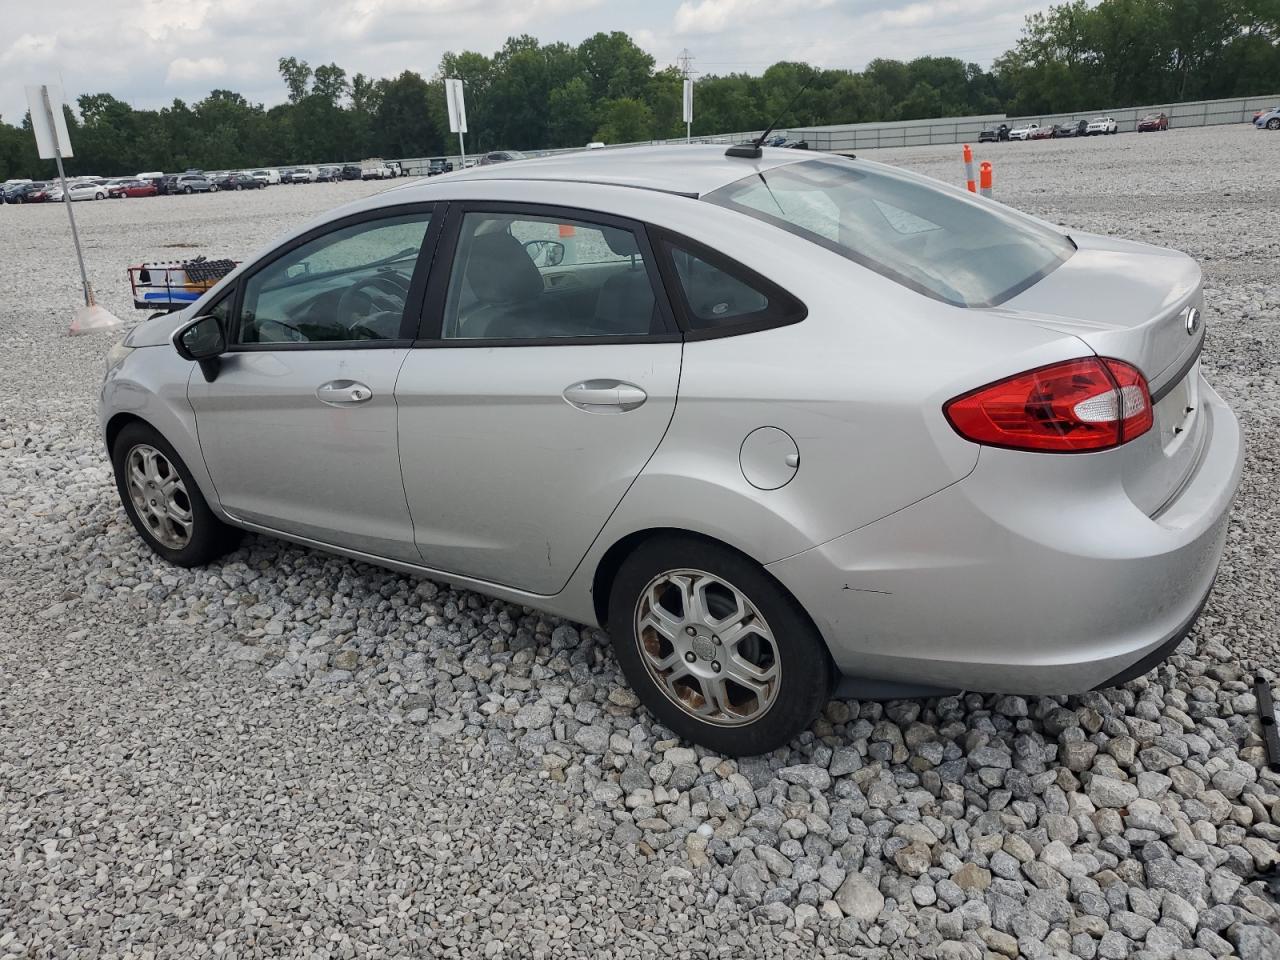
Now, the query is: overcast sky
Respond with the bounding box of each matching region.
[1,0,1043,123]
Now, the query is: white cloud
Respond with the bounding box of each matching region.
[674,0,835,34]
[165,57,228,84]
[0,0,1039,124]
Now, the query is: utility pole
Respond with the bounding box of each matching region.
[678,49,697,143]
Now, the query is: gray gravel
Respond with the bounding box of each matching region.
[2,125,1278,959]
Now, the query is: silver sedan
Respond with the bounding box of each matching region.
[99,145,1242,755]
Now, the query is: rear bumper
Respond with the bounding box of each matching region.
[766,377,1243,694]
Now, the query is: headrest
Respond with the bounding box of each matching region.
[465,231,544,304]
[602,227,639,258]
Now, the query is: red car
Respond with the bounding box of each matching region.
[1028,125,1055,140]
[1137,112,1169,132]
[109,179,159,198]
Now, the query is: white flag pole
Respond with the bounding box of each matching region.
[28,83,122,334]
[40,86,91,307]
[682,79,693,143]
[446,79,468,167]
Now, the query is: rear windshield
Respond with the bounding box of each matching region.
[705,157,1074,307]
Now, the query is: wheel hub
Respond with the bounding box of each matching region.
[124,443,194,550]
[634,568,781,728]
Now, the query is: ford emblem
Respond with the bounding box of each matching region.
[1185,307,1201,336]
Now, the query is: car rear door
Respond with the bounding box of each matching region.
[395,201,682,594]
[186,203,439,562]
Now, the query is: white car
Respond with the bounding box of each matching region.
[1086,117,1118,136]
[292,167,319,184]
[1008,123,1040,141]
[48,182,107,201]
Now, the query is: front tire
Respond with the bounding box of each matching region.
[111,422,240,567]
[607,535,833,756]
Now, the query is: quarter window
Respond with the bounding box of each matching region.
[661,239,805,333]
[238,212,432,344]
[441,212,660,340]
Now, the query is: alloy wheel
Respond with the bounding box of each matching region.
[634,569,781,727]
[125,444,193,549]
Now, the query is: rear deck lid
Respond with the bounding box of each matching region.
[992,231,1207,515]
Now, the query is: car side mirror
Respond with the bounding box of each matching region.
[174,314,226,381]
[524,239,565,268]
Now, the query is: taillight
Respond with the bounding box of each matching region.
[944,358,1153,452]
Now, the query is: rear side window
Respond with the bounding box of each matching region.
[706,157,1074,308]
[659,237,805,335]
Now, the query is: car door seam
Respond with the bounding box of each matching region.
[549,339,687,597]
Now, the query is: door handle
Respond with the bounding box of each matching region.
[563,379,647,413]
[316,380,373,405]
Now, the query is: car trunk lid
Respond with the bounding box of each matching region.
[989,231,1208,515]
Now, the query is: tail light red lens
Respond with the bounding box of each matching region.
[945,357,1153,452]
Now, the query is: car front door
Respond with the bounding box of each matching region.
[395,203,683,594]
[187,203,438,562]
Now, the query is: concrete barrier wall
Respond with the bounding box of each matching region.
[785,95,1280,151]
[391,94,1280,172]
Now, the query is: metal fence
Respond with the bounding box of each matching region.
[386,93,1278,171]
[787,94,1280,151]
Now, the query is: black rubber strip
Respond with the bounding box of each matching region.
[1150,328,1205,404]
[1256,679,1280,773]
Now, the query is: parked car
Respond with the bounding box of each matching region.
[478,150,528,165]
[427,159,454,176]
[156,175,182,195]
[978,123,1009,143]
[214,172,264,191]
[1137,112,1169,132]
[249,169,280,185]
[315,166,341,182]
[1085,117,1118,136]
[1008,122,1039,140]
[360,159,397,180]
[1254,107,1280,130]
[171,173,213,194]
[291,167,318,184]
[102,145,1241,755]
[50,181,108,201]
[4,181,47,203]
[1028,125,1055,140]
[1,178,32,202]
[1052,122,1079,138]
[109,179,159,198]
[341,164,363,180]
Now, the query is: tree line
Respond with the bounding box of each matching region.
[1,0,1276,180]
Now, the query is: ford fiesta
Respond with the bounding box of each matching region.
[100,145,1242,755]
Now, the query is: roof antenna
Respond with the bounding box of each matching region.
[726,75,814,159]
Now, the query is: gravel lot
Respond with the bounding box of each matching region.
[2,126,1278,960]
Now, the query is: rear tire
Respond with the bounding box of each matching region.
[111,422,240,567]
[607,535,833,756]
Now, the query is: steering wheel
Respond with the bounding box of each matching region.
[336,275,410,336]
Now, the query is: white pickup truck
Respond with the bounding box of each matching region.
[360,159,396,180]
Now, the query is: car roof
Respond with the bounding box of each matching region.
[401,144,822,199]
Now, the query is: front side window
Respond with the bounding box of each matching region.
[440,211,659,340]
[706,157,1074,307]
[238,212,431,344]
